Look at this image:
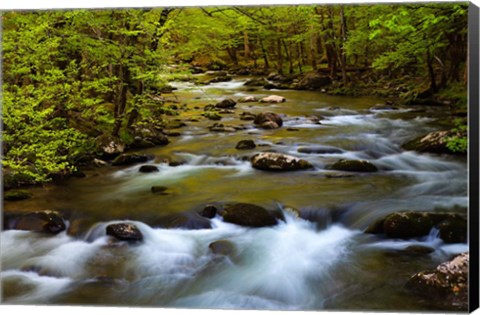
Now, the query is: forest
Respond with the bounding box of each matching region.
[1,3,471,312]
[2,3,468,185]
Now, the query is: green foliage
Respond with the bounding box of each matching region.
[446,119,468,153]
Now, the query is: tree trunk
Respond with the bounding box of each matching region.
[112,64,130,137]
[151,8,173,52]
[243,31,250,58]
[259,38,269,71]
[426,50,438,93]
[276,38,284,74]
[339,6,348,84]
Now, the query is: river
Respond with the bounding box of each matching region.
[1,76,468,311]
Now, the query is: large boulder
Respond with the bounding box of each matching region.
[106,223,143,242]
[295,72,332,90]
[365,211,467,243]
[4,210,66,234]
[112,153,150,166]
[251,152,313,171]
[253,112,283,129]
[220,203,278,227]
[402,131,459,155]
[215,98,237,109]
[259,95,286,103]
[327,159,378,172]
[405,252,468,310]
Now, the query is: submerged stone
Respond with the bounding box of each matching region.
[209,240,236,256]
[4,190,33,201]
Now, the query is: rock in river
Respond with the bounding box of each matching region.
[139,165,159,173]
[237,96,258,103]
[327,159,378,172]
[365,211,467,242]
[259,95,286,103]
[402,130,461,155]
[215,98,237,109]
[209,240,236,256]
[405,252,468,310]
[4,210,66,234]
[254,112,283,129]
[220,203,278,227]
[112,153,150,166]
[236,140,256,150]
[251,152,313,171]
[106,223,143,242]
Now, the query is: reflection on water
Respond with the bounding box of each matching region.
[1,76,468,310]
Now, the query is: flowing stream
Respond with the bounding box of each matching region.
[1,76,468,311]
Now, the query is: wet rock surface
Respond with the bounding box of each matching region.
[253,112,283,129]
[4,210,66,234]
[365,211,467,243]
[112,153,150,166]
[220,203,278,227]
[106,223,143,242]
[235,140,256,150]
[327,159,378,172]
[405,252,468,310]
[251,152,313,171]
[402,130,460,155]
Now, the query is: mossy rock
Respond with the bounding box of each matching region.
[251,152,313,171]
[383,212,434,239]
[202,111,222,121]
[4,190,33,201]
[235,140,256,150]
[402,130,458,155]
[328,159,378,172]
[221,203,278,227]
[366,211,467,243]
